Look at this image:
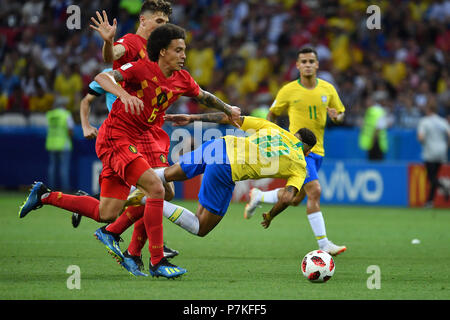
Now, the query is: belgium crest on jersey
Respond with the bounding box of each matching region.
[129,145,138,154]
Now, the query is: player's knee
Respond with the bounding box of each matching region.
[196,221,212,237]
[307,183,322,200]
[141,181,165,199]
[152,184,165,199]
[98,209,119,223]
[196,228,210,237]
[98,201,123,222]
[163,184,175,201]
[291,198,302,206]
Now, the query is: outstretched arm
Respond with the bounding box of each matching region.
[195,89,241,127]
[89,10,122,63]
[164,112,244,127]
[261,185,298,229]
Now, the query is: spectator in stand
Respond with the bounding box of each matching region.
[40,36,63,72]
[7,86,29,114]
[0,63,21,96]
[0,0,448,129]
[21,63,48,97]
[29,82,54,113]
[53,63,83,112]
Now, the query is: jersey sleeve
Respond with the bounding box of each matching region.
[114,35,136,64]
[285,166,306,192]
[88,80,106,96]
[117,60,142,84]
[181,71,201,97]
[328,84,346,113]
[240,116,274,131]
[241,116,288,133]
[269,86,290,116]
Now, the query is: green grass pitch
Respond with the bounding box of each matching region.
[0,191,449,300]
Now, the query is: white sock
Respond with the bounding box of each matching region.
[260,188,281,204]
[307,211,329,248]
[163,201,199,235]
[154,168,167,184]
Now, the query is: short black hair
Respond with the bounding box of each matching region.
[297,128,317,148]
[297,46,318,60]
[147,23,185,62]
[140,0,172,16]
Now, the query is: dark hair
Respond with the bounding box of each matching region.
[147,23,185,61]
[297,46,318,60]
[140,0,172,16]
[297,128,317,148]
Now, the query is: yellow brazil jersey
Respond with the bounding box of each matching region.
[269,78,345,156]
[223,116,307,192]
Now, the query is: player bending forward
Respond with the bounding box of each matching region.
[123,113,317,241]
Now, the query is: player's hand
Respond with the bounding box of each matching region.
[163,114,192,126]
[228,106,241,128]
[120,93,144,115]
[89,10,117,42]
[327,107,338,122]
[261,212,272,229]
[82,125,98,139]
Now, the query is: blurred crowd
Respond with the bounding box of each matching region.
[0,0,449,128]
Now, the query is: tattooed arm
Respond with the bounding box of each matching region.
[261,185,298,229]
[164,112,244,127]
[195,89,241,127]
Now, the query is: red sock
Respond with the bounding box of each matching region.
[41,192,100,222]
[143,198,164,266]
[106,205,144,234]
[127,218,148,257]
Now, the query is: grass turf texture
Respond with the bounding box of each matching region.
[1,191,449,300]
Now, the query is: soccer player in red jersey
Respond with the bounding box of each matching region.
[88,0,178,272]
[95,23,240,277]
[18,24,240,278]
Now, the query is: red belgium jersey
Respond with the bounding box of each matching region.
[111,33,168,165]
[105,59,200,136]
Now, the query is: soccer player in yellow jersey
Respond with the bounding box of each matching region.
[126,114,317,237]
[244,47,347,256]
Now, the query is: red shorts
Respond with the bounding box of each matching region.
[96,125,151,200]
[138,126,170,168]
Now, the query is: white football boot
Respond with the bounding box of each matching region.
[244,188,262,219]
[321,241,347,256]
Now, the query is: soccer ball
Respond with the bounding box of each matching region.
[301,250,335,283]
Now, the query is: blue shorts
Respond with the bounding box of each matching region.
[304,152,323,185]
[179,139,235,216]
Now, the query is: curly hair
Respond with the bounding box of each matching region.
[140,0,172,16]
[147,23,186,62]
